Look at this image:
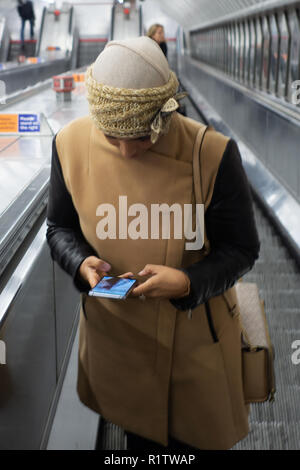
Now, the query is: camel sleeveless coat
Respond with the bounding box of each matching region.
[55,112,249,450]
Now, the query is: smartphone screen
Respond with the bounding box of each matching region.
[88,276,137,299]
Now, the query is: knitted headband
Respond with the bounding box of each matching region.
[85,62,186,143]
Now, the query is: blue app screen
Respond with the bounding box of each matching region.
[91,276,136,298]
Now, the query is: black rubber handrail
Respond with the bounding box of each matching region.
[36,6,46,56]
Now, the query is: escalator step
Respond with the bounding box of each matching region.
[99,421,126,450]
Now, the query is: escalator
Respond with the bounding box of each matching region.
[0,17,11,63]
[76,37,108,68]
[36,4,75,62]
[111,1,142,40]
[76,1,142,69]
[8,39,36,61]
[0,72,89,450]
[0,5,75,96]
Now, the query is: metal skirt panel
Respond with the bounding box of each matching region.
[0,59,70,95]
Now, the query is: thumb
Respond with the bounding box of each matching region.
[95,259,111,273]
[118,272,135,278]
[138,264,159,276]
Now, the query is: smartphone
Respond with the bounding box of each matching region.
[88,276,138,300]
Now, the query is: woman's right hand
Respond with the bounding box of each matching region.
[79,256,111,288]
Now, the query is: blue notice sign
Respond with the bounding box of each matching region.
[18,113,40,132]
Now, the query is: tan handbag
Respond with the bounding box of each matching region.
[235,282,276,403]
[193,124,276,404]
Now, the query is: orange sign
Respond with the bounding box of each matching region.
[0,114,18,133]
[73,73,85,82]
[27,57,38,64]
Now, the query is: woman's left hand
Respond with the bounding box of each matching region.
[121,264,191,300]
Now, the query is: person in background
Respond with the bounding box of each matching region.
[147,23,188,115]
[147,23,168,58]
[17,0,35,46]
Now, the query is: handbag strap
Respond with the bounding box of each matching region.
[192,124,211,256]
[191,125,216,336]
[192,124,209,213]
[192,124,229,340]
[192,125,214,336]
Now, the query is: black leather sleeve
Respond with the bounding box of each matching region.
[46,136,97,292]
[169,139,260,311]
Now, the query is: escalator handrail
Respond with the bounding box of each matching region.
[36,6,47,57]
[68,5,74,36]
[0,221,47,329]
[139,5,143,36]
[66,5,75,57]
[109,4,115,41]
[0,167,50,279]
[0,18,5,47]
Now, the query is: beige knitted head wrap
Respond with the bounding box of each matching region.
[85,36,186,143]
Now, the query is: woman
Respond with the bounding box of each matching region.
[147,23,168,57]
[46,37,260,451]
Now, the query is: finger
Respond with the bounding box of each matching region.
[118,272,134,279]
[131,278,156,297]
[138,264,164,276]
[88,272,102,289]
[138,264,155,276]
[134,273,153,284]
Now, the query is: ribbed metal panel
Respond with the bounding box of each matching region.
[149,0,300,31]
